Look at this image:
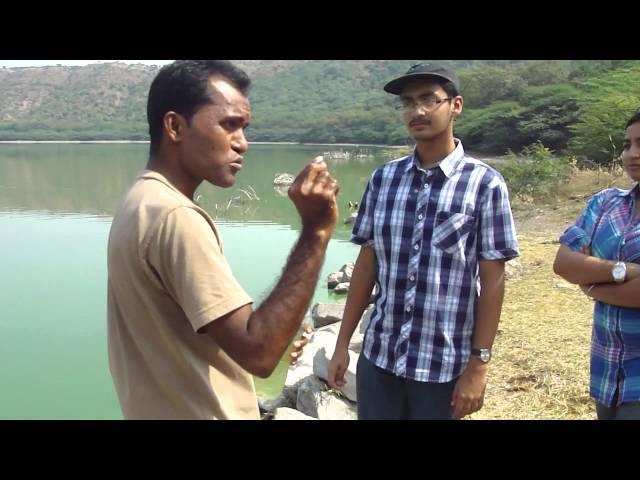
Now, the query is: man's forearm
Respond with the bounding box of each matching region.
[554,245,640,285]
[247,229,330,365]
[473,284,504,351]
[473,260,506,351]
[452,261,505,418]
[589,277,640,308]
[336,246,376,350]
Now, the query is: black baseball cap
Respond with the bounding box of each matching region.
[383,63,460,95]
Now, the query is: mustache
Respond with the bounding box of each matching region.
[409,118,431,127]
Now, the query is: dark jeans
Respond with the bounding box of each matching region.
[596,401,640,420]
[356,353,457,420]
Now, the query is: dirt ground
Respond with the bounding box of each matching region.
[470,167,632,419]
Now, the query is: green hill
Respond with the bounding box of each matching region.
[1,60,638,163]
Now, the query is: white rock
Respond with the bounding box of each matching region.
[327,272,342,289]
[284,361,314,389]
[308,329,340,357]
[283,323,335,389]
[334,282,350,294]
[313,318,364,353]
[339,263,355,282]
[258,394,292,413]
[273,173,295,186]
[368,284,378,304]
[344,212,358,224]
[311,303,345,328]
[296,376,357,420]
[272,407,317,420]
[313,346,359,402]
[315,322,341,336]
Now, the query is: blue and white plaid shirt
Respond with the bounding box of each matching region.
[352,140,519,383]
[560,185,640,407]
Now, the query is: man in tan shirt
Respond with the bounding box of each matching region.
[107,60,339,420]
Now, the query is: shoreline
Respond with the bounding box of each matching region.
[0,140,407,148]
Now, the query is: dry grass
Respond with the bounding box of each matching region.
[469,166,631,420]
[470,234,594,419]
[512,163,631,236]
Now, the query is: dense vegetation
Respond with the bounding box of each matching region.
[1,60,638,165]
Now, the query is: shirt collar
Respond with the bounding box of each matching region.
[404,139,465,178]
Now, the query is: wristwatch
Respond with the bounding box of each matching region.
[471,348,491,363]
[612,261,627,283]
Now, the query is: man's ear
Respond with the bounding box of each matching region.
[163,112,185,144]
[450,96,463,123]
[452,95,463,116]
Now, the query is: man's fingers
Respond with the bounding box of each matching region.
[458,397,484,417]
[457,399,471,419]
[310,170,335,194]
[329,364,346,389]
[324,179,340,197]
[301,157,328,191]
[293,337,308,349]
[459,399,471,418]
[475,395,484,413]
[289,335,309,365]
[290,156,327,195]
[327,364,338,389]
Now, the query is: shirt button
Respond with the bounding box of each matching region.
[410,275,415,281]
[414,244,419,251]
[424,184,428,189]
[418,214,423,220]
[406,306,412,313]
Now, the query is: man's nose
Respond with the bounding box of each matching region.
[232,130,249,154]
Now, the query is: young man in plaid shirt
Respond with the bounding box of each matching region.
[328,63,519,419]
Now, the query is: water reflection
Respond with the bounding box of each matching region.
[0,143,400,240]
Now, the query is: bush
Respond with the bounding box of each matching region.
[496,142,571,201]
[568,64,640,166]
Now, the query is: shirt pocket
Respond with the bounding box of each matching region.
[432,211,476,254]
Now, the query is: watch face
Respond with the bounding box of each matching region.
[613,263,626,281]
[480,350,491,362]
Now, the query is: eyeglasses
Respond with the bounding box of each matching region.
[394,95,453,112]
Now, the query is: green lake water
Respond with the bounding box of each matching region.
[0,143,394,419]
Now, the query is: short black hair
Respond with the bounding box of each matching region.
[146,60,251,154]
[625,109,640,130]
[441,80,459,98]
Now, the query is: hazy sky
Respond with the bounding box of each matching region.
[0,60,174,68]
